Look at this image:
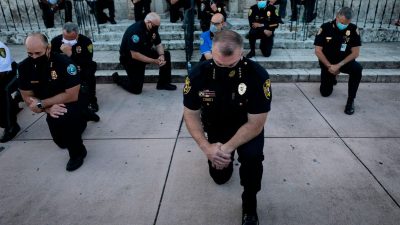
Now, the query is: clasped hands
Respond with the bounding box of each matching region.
[28,97,67,118]
[205,143,232,170]
[328,64,341,75]
[154,55,166,67]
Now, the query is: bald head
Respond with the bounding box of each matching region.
[211,13,225,24]
[25,32,49,59]
[144,12,161,26]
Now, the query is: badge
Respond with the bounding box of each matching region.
[248,9,252,16]
[183,77,191,95]
[238,83,247,95]
[346,30,350,36]
[87,44,93,53]
[51,70,58,80]
[200,37,204,45]
[218,7,221,12]
[67,64,77,75]
[228,70,236,78]
[76,46,82,54]
[132,34,140,43]
[317,28,322,35]
[267,11,271,17]
[0,48,5,58]
[263,79,271,99]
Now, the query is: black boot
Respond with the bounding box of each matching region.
[242,212,259,225]
[0,123,20,143]
[344,98,355,115]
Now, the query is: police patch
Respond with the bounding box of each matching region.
[183,77,191,95]
[346,30,351,36]
[132,34,140,43]
[275,9,279,16]
[87,44,93,53]
[356,28,360,35]
[248,9,252,17]
[317,28,322,35]
[67,64,77,75]
[267,11,271,17]
[263,79,271,99]
[0,48,5,58]
[200,37,204,45]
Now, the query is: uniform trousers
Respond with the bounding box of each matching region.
[95,0,115,23]
[39,0,72,28]
[206,128,265,214]
[133,0,151,22]
[79,62,97,104]
[119,50,172,94]
[0,71,18,130]
[249,28,274,57]
[319,60,363,99]
[46,102,87,160]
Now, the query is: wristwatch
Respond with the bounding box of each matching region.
[36,100,44,110]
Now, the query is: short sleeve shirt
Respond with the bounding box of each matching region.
[51,34,95,67]
[200,31,213,56]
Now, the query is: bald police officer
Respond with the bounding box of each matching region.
[113,12,177,94]
[184,30,272,225]
[314,7,362,115]
[18,33,88,171]
[199,13,225,61]
[0,41,20,143]
[51,22,100,121]
[246,0,281,58]
[199,0,227,32]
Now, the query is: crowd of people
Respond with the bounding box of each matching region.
[1,1,366,224]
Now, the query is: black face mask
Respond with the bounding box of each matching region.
[150,25,159,34]
[31,54,48,65]
[213,58,243,76]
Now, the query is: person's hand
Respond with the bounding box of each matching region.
[264,30,273,37]
[205,143,232,170]
[28,97,43,113]
[158,55,166,67]
[328,64,341,75]
[60,44,72,56]
[252,22,262,28]
[48,104,67,118]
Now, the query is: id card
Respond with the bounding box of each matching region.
[340,44,347,52]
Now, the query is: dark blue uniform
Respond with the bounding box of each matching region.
[314,20,362,99]
[118,21,172,94]
[18,53,87,165]
[183,58,272,215]
[248,2,281,57]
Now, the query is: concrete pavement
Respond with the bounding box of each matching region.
[1,83,400,225]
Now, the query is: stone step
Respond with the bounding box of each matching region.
[95,69,400,83]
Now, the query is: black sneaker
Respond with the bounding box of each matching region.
[156,83,177,91]
[242,212,259,225]
[112,72,119,84]
[0,123,21,143]
[246,51,255,58]
[66,148,87,172]
[344,98,355,115]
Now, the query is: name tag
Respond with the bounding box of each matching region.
[340,44,347,52]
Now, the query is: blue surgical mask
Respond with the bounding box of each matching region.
[210,24,219,33]
[336,22,348,31]
[257,1,267,9]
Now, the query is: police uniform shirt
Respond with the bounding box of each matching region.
[18,53,80,100]
[183,59,272,133]
[199,31,213,56]
[51,34,94,67]
[0,41,12,73]
[119,21,161,58]
[248,3,280,32]
[314,20,361,64]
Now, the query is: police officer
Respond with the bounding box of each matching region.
[165,0,191,23]
[183,30,272,225]
[18,33,88,171]
[246,0,281,58]
[94,0,117,24]
[113,12,177,94]
[314,7,362,115]
[199,0,227,32]
[0,41,20,143]
[50,22,100,121]
[199,13,225,61]
[290,0,316,22]
[38,0,72,28]
[132,0,151,22]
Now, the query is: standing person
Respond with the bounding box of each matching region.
[18,33,88,171]
[199,13,225,61]
[165,0,190,23]
[246,0,281,58]
[199,0,227,32]
[0,41,20,143]
[183,30,272,225]
[132,0,151,22]
[314,7,362,115]
[290,0,316,22]
[38,0,73,28]
[50,22,100,121]
[113,12,177,94]
[94,0,117,24]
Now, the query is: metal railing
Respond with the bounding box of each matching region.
[0,0,99,37]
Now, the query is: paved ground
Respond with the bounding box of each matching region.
[1,82,400,225]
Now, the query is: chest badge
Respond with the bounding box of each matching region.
[229,70,236,78]
[346,30,351,36]
[51,70,58,80]
[152,33,156,40]
[76,46,82,54]
[238,83,247,95]
[267,11,271,17]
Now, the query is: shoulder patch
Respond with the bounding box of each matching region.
[67,64,77,75]
[263,79,271,100]
[132,34,140,43]
[0,48,6,58]
[275,9,279,16]
[87,44,93,53]
[317,28,323,35]
[248,9,252,17]
[183,77,191,95]
[356,28,360,35]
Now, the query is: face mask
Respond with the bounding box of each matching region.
[257,1,267,9]
[31,53,48,65]
[336,22,348,31]
[210,24,220,33]
[62,38,77,46]
[213,58,242,75]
